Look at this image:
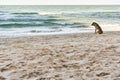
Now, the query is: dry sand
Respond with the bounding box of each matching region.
[0,31,120,80]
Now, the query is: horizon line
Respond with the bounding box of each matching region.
[0,4,120,6]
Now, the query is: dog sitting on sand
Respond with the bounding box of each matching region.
[91,22,103,34]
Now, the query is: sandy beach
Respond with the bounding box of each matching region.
[0,31,120,80]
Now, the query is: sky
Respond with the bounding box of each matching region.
[0,0,120,5]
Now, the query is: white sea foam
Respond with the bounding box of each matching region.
[101,24,120,31]
[38,12,63,15]
[0,27,93,37]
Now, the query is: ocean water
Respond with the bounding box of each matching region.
[0,5,120,37]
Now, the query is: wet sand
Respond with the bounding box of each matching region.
[0,31,120,80]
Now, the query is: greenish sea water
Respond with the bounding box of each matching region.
[0,5,120,37]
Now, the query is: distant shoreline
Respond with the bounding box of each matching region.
[0,30,120,38]
[0,4,120,6]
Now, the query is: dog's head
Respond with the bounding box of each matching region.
[91,22,98,26]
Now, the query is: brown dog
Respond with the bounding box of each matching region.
[91,22,103,34]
